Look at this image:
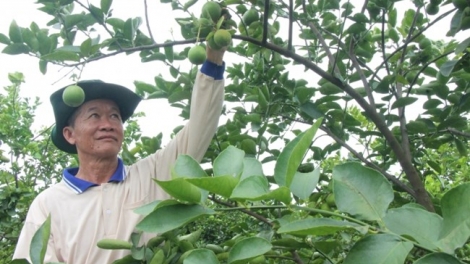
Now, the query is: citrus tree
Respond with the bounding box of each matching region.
[3,0,470,263]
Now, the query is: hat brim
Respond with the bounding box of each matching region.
[50,80,142,154]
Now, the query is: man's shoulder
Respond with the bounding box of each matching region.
[34,181,69,200]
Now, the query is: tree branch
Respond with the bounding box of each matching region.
[288,0,293,51]
[446,128,470,138]
[262,0,270,45]
[143,0,155,43]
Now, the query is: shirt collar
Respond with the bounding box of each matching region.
[63,158,125,194]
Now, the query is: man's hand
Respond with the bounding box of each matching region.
[206,44,226,65]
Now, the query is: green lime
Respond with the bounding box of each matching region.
[62,84,85,107]
[213,29,232,47]
[201,1,221,22]
[425,4,439,15]
[188,45,206,65]
[242,9,259,26]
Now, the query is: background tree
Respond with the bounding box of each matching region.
[3,0,470,263]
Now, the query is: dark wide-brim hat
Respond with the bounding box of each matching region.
[50,80,142,154]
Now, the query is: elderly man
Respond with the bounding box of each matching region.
[12,45,226,263]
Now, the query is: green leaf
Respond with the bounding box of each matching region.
[455,37,470,55]
[414,253,462,264]
[259,186,292,204]
[333,162,393,221]
[388,8,397,27]
[142,52,167,62]
[134,81,157,94]
[22,29,39,51]
[186,175,239,198]
[30,214,51,264]
[154,178,201,204]
[106,17,125,30]
[228,237,272,264]
[383,207,442,251]
[375,76,392,93]
[230,175,269,200]
[63,14,84,29]
[123,17,141,42]
[439,60,459,77]
[101,0,113,14]
[41,50,80,61]
[454,138,467,157]
[274,118,323,187]
[80,38,92,56]
[184,249,219,264]
[289,167,320,200]
[423,99,442,109]
[0,33,10,44]
[343,234,413,264]
[89,4,104,23]
[391,97,418,109]
[2,43,30,55]
[39,59,47,74]
[164,41,173,63]
[213,146,245,177]
[133,200,160,215]
[277,218,368,236]
[240,157,264,180]
[183,0,198,11]
[438,183,470,253]
[9,20,23,43]
[171,154,207,179]
[300,102,324,119]
[136,203,215,233]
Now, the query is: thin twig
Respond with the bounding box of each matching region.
[143,0,155,43]
[262,0,270,45]
[369,7,457,83]
[348,37,376,111]
[288,0,293,51]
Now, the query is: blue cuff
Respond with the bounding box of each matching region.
[201,60,225,80]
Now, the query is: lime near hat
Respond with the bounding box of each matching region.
[50,80,142,154]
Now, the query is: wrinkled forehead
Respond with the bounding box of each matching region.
[78,99,121,113]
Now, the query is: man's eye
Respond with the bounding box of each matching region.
[111,114,121,119]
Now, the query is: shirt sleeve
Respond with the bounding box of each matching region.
[129,60,225,200]
[13,196,60,262]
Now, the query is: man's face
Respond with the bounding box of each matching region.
[63,99,124,158]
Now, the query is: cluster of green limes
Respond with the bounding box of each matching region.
[188,1,236,65]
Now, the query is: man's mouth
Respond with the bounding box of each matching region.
[97,136,117,141]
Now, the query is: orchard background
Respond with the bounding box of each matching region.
[2,0,470,263]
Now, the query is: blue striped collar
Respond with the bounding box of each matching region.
[63,158,125,194]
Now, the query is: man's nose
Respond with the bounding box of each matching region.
[99,117,115,130]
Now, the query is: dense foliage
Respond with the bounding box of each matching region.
[2,0,470,263]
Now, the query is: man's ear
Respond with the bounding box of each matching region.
[63,126,76,145]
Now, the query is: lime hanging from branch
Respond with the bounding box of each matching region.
[213,29,232,47]
[201,1,221,22]
[188,45,206,65]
